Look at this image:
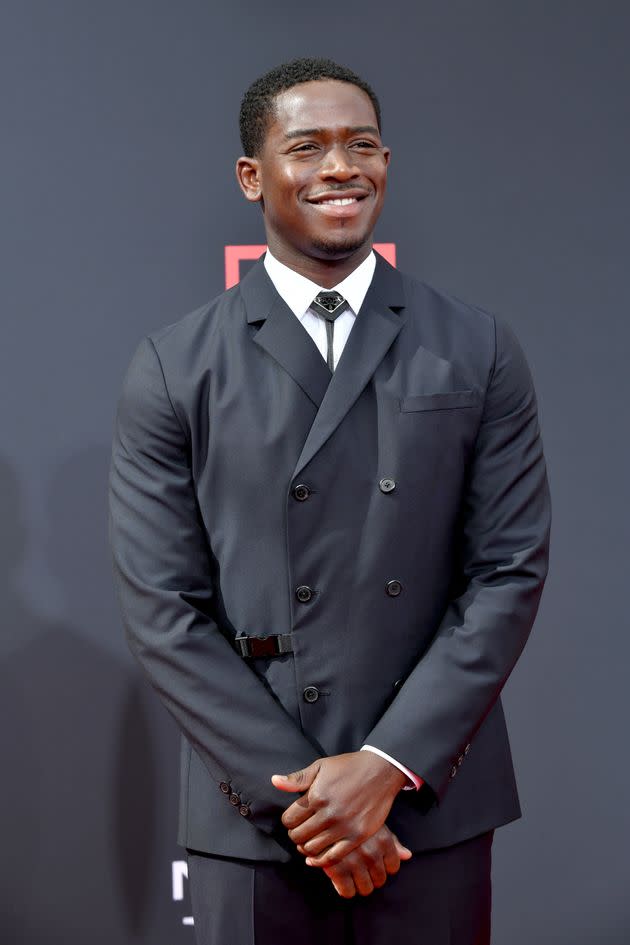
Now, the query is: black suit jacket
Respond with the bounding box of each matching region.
[109,252,551,861]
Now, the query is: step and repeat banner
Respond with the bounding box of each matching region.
[2,3,629,944]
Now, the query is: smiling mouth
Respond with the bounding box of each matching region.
[307,189,371,206]
[307,196,370,221]
[318,197,360,206]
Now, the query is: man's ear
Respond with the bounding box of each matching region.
[236,156,263,203]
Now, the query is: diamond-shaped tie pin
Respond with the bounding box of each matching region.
[312,291,346,319]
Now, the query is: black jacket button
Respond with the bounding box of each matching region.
[239,804,251,817]
[386,579,402,597]
[303,686,320,703]
[293,483,311,501]
[296,585,313,603]
[219,781,230,794]
[229,792,240,806]
[379,478,396,493]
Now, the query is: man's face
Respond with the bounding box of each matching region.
[238,79,390,267]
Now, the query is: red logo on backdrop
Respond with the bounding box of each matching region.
[224,243,397,289]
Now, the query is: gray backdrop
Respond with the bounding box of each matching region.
[1,2,628,943]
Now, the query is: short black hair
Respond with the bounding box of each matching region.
[239,57,382,157]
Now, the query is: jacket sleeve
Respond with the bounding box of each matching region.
[108,337,321,836]
[364,316,551,803]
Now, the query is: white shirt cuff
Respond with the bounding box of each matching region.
[361,745,423,790]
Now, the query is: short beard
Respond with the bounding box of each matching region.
[309,233,369,258]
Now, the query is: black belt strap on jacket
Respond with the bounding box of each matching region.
[234,634,294,659]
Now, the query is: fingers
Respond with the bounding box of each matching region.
[325,859,374,898]
[324,853,380,898]
[300,828,339,856]
[281,789,327,830]
[324,864,357,899]
[285,799,369,848]
[281,803,316,831]
[351,864,375,897]
[382,843,402,875]
[271,760,321,793]
[382,830,412,874]
[284,801,359,845]
[304,826,411,870]
[304,837,362,868]
[366,856,387,889]
[393,834,413,861]
[321,828,410,898]
[285,809,331,839]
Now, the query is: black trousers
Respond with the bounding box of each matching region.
[187,829,493,945]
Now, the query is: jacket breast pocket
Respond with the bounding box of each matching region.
[399,390,481,413]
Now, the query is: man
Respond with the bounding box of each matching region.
[109,57,551,944]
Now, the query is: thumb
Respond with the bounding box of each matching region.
[271,761,321,793]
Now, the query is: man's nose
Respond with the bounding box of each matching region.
[318,145,360,179]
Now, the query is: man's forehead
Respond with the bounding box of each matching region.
[271,80,378,135]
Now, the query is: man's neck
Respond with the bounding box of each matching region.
[264,239,373,289]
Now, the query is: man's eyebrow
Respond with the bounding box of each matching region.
[283,125,380,140]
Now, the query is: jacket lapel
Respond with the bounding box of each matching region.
[241,259,331,408]
[240,253,407,479]
[292,253,406,479]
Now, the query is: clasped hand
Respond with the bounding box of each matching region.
[272,751,412,898]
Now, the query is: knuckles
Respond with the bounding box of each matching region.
[359,847,379,868]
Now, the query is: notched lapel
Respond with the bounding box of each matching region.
[293,255,406,479]
[240,259,331,408]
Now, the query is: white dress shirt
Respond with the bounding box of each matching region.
[263,249,422,792]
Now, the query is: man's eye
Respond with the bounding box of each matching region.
[293,143,317,152]
[353,140,377,149]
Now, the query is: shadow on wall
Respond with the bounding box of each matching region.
[0,449,180,945]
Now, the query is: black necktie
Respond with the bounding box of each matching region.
[311,291,346,372]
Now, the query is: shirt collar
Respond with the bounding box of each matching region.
[263,249,376,320]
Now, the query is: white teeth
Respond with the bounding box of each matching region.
[320,197,357,206]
